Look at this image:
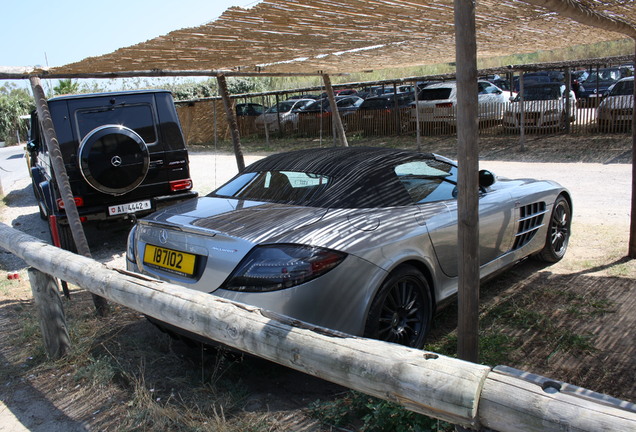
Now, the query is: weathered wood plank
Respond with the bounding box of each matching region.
[27,267,71,359]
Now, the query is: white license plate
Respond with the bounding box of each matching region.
[108,200,152,216]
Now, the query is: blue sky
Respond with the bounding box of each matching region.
[1,0,261,68]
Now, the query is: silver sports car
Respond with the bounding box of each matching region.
[126,147,571,349]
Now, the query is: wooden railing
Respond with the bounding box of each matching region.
[1,222,634,431]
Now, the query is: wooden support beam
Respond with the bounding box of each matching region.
[217,74,245,171]
[322,74,349,147]
[454,0,480,364]
[28,267,71,359]
[629,42,636,258]
[29,77,108,315]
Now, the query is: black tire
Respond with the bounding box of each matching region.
[49,217,77,253]
[78,125,150,196]
[535,196,571,263]
[364,265,432,349]
[31,179,48,220]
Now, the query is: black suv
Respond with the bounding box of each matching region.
[27,90,197,251]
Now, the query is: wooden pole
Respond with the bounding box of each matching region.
[29,77,108,316]
[322,74,349,147]
[520,72,526,152]
[414,80,422,151]
[564,68,572,134]
[1,223,635,431]
[28,267,71,359]
[454,0,480,364]
[629,41,636,258]
[217,74,245,171]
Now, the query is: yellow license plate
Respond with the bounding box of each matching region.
[143,244,196,276]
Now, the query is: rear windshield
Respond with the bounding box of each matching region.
[76,104,156,144]
[609,80,634,96]
[360,99,391,110]
[213,171,331,205]
[418,88,453,101]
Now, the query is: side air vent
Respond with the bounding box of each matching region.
[513,202,547,250]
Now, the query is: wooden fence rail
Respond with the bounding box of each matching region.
[0,222,634,431]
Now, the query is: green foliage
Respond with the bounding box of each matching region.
[309,391,452,432]
[0,83,33,144]
[52,79,81,95]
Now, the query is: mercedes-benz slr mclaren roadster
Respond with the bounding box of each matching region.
[126,147,571,349]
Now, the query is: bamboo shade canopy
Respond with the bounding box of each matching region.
[22,0,636,78]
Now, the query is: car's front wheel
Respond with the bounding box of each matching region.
[364,265,432,349]
[535,195,571,263]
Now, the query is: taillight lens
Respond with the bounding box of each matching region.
[223,244,347,292]
[435,102,453,108]
[56,197,84,209]
[170,179,193,191]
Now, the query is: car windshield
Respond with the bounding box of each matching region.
[609,80,634,96]
[517,85,562,101]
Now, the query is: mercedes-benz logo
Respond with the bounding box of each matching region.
[111,155,122,167]
[159,229,168,244]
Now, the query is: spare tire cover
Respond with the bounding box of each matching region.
[79,125,150,195]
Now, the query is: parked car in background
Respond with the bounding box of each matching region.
[297,95,363,135]
[348,92,415,135]
[26,90,197,252]
[578,67,623,104]
[407,80,509,129]
[126,147,571,349]
[502,82,576,131]
[318,89,357,99]
[235,103,265,117]
[254,98,314,133]
[597,76,634,132]
[287,94,321,100]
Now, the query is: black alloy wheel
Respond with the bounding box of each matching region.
[364,265,431,349]
[536,195,571,263]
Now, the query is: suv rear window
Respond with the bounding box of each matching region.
[418,88,453,100]
[76,104,157,144]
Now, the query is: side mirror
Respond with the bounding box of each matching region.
[479,169,496,189]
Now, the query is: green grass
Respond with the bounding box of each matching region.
[309,391,453,432]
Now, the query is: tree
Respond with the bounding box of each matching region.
[0,83,34,145]
[52,79,80,96]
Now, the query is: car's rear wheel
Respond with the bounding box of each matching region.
[49,216,77,253]
[364,265,431,349]
[78,125,150,196]
[535,195,571,263]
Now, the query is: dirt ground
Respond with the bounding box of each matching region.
[0,134,634,431]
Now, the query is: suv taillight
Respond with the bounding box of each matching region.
[57,197,84,209]
[170,179,193,191]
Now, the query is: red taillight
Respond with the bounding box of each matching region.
[170,179,193,191]
[56,197,84,210]
[435,102,453,108]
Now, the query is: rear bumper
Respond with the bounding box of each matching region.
[54,190,199,222]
